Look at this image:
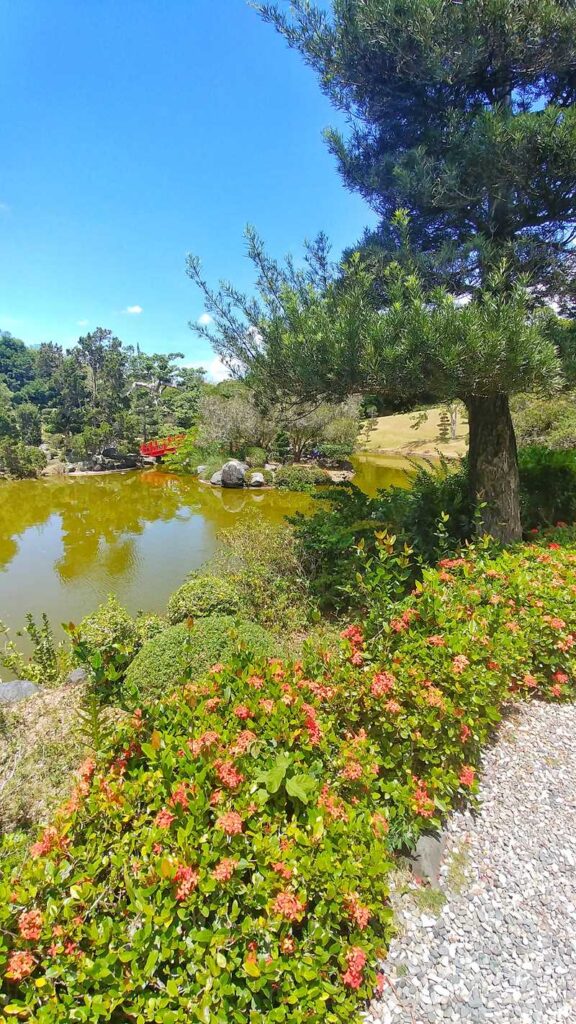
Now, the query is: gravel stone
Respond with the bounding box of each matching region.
[366,703,576,1024]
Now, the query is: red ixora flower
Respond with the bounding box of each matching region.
[426,635,446,647]
[188,730,220,757]
[30,826,67,859]
[371,672,395,697]
[340,625,364,645]
[302,703,322,745]
[5,950,35,981]
[215,760,245,790]
[18,909,43,941]
[452,655,470,674]
[345,895,371,930]
[154,808,176,829]
[247,674,265,689]
[459,723,472,743]
[385,699,402,714]
[459,765,476,787]
[340,760,363,781]
[371,811,389,837]
[229,729,257,756]
[173,864,199,901]
[280,936,296,955]
[212,857,238,882]
[544,614,567,630]
[234,704,252,720]
[169,782,190,810]
[271,861,293,880]
[216,811,244,835]
[342,946,367,989]
[272,891,306,921]
[319,784,347,821]
[375,972,386,995]
[413,777,435,818]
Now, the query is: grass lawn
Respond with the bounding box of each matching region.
[359,405,468,458]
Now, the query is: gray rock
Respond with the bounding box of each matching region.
[408,833,447,887]
[196,465,207,478]
[65,666,89,686]
[210,470,223,486]
[0,680,40,704]
[221,459,246,488]
[248,471,266,487]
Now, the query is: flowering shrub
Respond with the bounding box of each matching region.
[1,531,575,1021]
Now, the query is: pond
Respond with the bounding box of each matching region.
[0,455,417,650]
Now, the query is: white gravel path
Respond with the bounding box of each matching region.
[366,702,576,1024]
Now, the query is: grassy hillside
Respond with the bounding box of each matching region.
[360,406,468,458]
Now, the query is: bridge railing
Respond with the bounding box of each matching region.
[139,434,187,457]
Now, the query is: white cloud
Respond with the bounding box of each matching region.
[186,355,230,383]
[125,304,143,315]
[0,202,9,214]
[77,319,89,327]
[197,312,213,326]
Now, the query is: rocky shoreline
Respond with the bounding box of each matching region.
[40,445,156,478]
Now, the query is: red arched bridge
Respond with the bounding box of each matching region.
[139,434,186,458]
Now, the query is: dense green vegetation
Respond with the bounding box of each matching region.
[289,446,576,610]
[3,1,576,1020]
[2,528,576,1020]
[0,324,362,480]
[190,0,576,543]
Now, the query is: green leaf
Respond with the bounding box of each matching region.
[262,752,291,794]
[286,773,316,804]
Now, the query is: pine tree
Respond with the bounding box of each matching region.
[189,228,561,543]
[252,0,576,541]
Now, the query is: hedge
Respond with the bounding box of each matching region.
[1,531,575,1022]
[167,574,243,624]
[124,615,276,702]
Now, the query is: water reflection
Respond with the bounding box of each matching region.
[0,457,418,642]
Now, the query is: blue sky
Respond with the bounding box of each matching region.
[0,0,376,378]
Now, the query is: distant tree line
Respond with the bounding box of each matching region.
[0,327,205,460]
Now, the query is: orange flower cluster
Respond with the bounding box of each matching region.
[18,909,43,941]
[6,950,35,981]
[216,811,244,835]
[272,891,306,922]
[212,858,238,882]
[342,946,367,989]
[173,864,199,901]
[345,895,371,931]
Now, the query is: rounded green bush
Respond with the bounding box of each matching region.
[275,464,329,491]
[74,595,139,659]
[124,614,276,700]
[245,445,268,466]
[245,467,273,485]
[167,573,243,624]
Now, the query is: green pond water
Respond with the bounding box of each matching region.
[0,455,416,650]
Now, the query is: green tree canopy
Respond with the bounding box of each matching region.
[259,0,576,306]
[189,226,561,541]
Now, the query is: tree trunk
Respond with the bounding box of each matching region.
[466,394,522,544]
